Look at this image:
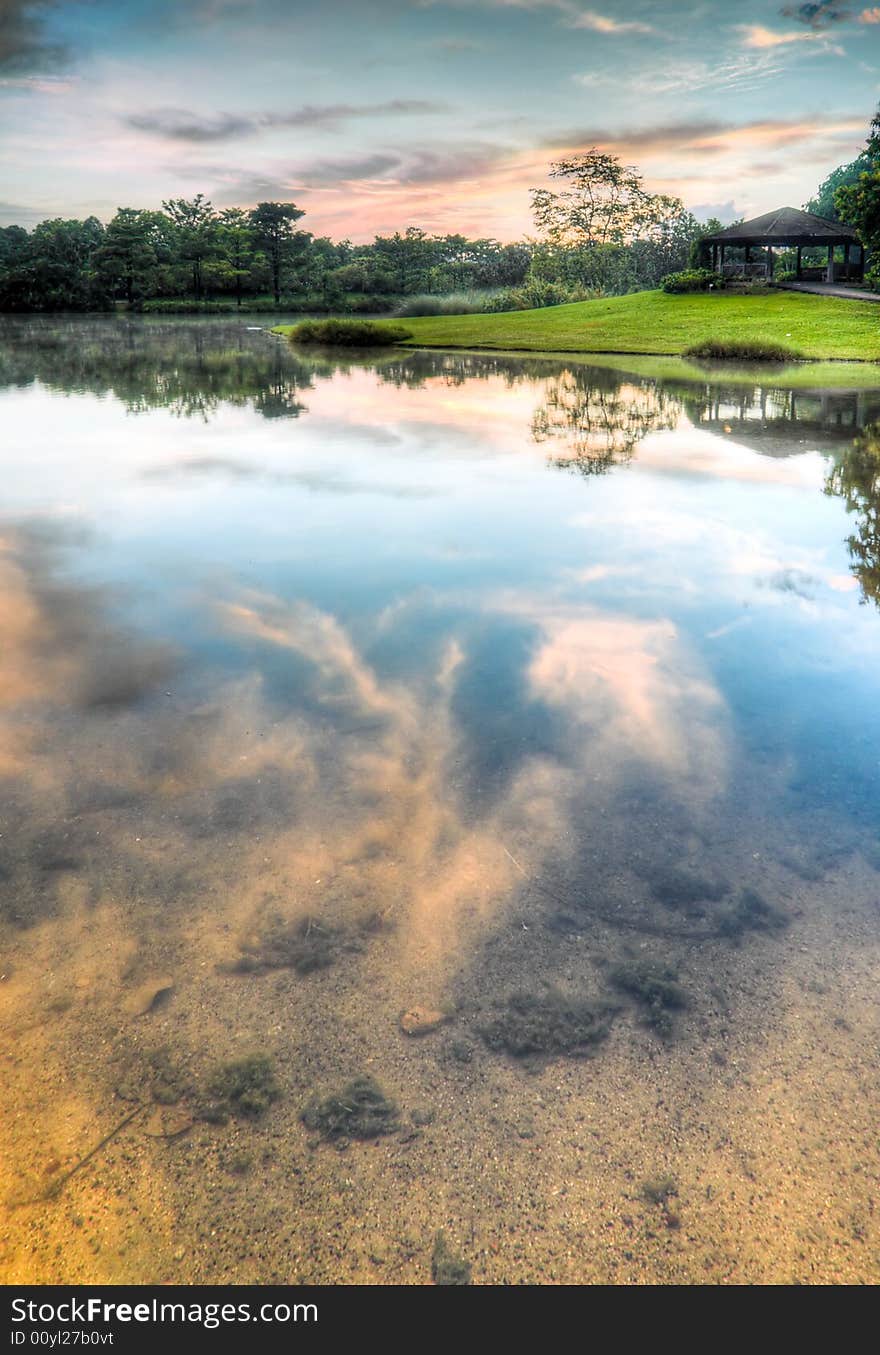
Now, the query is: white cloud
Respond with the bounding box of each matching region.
[739,23,839,48]
[567,10,654,33]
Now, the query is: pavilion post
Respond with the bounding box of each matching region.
[720,244,725,274]
[767,246,774,280]
[826,244,834,283]
[796,246,802,280]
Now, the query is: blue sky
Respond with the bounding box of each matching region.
[1,0,878,239]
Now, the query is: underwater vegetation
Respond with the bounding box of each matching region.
[609,960,689,1039]
[229,911,385,976]
[301,1076,400,1142]
[640,1175,678,1205]
[717,889,788,941]
[431,1232,472,1286]
[640,1175,681,1228]
[479,989,616,1060]
[147,1047,189,1105]
[650,867,729,912]
[199,1055,281,1123]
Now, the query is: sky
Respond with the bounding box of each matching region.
[1,0,878,241]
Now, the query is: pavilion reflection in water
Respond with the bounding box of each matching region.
[683,384,880,457]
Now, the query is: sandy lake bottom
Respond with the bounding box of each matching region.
[1,316,878,1285]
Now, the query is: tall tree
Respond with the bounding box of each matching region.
[94,208,168,304]
[216,208,256,308]
[372,227,436,294]
[248,202,306,304]
[28,216,105,309]
[806,152,874,221]
[531,151,659,247]
[162,194,218,300]
[834,108,880,264]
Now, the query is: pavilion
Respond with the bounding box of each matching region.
[704,207,865,284]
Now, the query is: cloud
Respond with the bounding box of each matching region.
[420,0,654,29]
[205,142,510,201]
[780,2,852,26]
[575,49,787,95]
[143,454,439,498]
[690,200,744,224]
[0,198,53,225]
[125,100,447,143]
[567,9,654,33]
[545,118,730,154]
[544,115,864,159]
[740,23,833,46]
[127,109,255,142]
[0,0,66,74]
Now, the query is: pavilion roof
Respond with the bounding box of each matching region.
[704,207,861,246]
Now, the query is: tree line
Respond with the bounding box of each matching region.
[0,198,534,313]
[11,122,876,315]
[0,149,716,314]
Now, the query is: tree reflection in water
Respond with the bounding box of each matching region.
[532,368,680,475]
[825,423,880,607]
[0,316,315,420]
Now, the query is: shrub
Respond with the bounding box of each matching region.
[683,338,805,362]
[288,318,412,346]
[661,269,722,294]
[483,279,599,311]
[394,291,486,317]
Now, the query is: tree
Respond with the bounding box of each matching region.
[806,152,874,221]
[94,208,169,304]
[372,227,437,294]
[0,225,32,309]
[689,217,725,269]
[162,194,218,300]
[628,198,701,286]
[27,216,106,309]
[824,424,880,606]
[248,201,306,304]
[215,208,256,308]
[531,151,660,247]
[832,105,880,264]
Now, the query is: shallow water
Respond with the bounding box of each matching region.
[1,315,879,1285]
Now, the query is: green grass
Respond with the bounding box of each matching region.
[286,318,412,346]
[534,351,880,391]
[392,290,880,362]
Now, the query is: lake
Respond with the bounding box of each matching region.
[1,314,879,1284]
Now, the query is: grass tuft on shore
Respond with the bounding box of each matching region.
[285,318,412,346]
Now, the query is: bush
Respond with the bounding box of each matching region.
[683,338,805,363]
[394,291,487,317]
[482,280,600,312]
[661,269,722,294]
[288,318,412,346]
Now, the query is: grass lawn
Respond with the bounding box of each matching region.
[393,289,880,361]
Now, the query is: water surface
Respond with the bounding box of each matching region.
[1,316,879,1285]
